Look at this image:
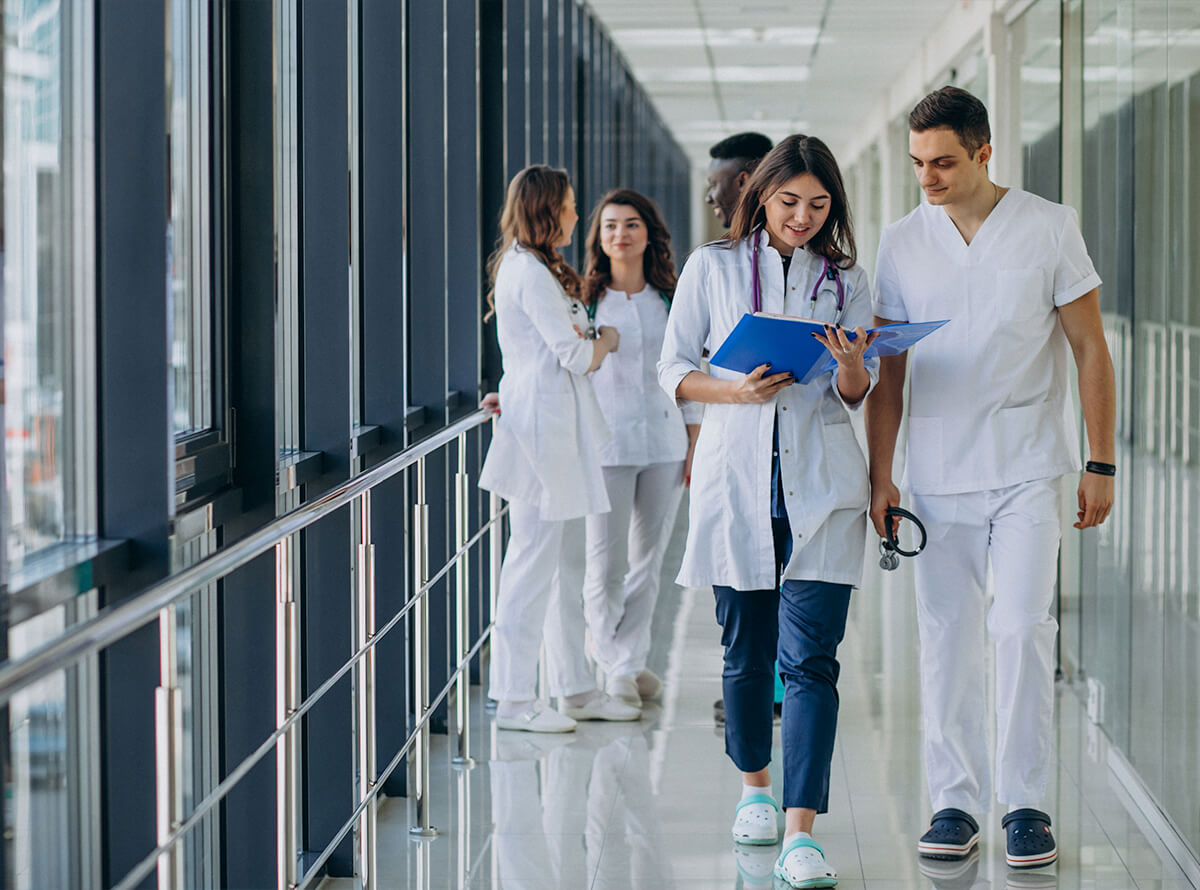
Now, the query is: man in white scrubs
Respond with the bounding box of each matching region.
[866,87,1116,871]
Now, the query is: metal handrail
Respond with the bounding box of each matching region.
[0,408,491,704]
[109,504,508,890]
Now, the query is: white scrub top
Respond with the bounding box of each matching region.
[589,285,700,467]
[479,245,612,520]
[658,237,878,591]
[872,188,1102,496]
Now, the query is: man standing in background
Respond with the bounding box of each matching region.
[705,132,773,228]
[704,131,773,727]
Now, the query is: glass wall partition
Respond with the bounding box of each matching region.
[2,0,96,572]
[1077,0,1200,860]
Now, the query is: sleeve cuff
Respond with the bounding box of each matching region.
[659,363,697,405]
[680,400,704,425]
[1053,272,1102,308]
[830,360,879,413]
[871,300,907,321]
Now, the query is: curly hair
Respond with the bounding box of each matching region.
[582,189,677,307]
[485,165,581,318]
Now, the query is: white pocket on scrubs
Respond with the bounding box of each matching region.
[994,269,1047,322]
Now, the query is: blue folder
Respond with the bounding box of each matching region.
[709,314,949,385]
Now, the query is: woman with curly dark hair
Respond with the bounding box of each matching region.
[578,189,700,711]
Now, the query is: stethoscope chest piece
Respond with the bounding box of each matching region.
[878,506,927,571]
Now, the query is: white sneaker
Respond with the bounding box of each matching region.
[774,836,837,888]
[605,673,642,708]
[732,792,780,845]
[494,703,577,733]
[635,668,663,701]
[561,692,641,722]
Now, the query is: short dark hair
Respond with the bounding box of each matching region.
[709,132,773,165]
[909,86,991,157]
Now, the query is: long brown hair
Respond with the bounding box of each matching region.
[485,165,581,318]
[583,189,677,306]
[725,134,856,269]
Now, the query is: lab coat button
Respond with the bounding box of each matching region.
[781,406,788,411]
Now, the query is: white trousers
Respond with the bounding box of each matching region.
[582,462,685,678]
[488,499,596,701]
[910,478,1062,814]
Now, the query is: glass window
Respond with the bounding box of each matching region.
[168,0,214,437]
[1017,0,1062,201]
[2,0,97,571]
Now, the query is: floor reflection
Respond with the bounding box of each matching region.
[488,727,673,888]
[321,499,1192,890]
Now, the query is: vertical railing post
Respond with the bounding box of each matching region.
[354,492,378,888]
[154,606,184,890]
[488,492,501,628]
[409,458,438,837]
[276,535,301,888]
[486,491,502,717]
[452,434,475,767]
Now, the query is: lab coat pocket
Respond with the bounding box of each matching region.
[905,416,943,492]
[821,422,869,509]
[995,269,1048,322]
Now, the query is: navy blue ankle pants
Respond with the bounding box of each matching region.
[713,517,852,813]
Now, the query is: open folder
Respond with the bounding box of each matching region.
[710,313,949,385]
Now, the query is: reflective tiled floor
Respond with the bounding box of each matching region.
[323,504,1196,890]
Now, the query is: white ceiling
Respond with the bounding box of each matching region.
[585,0,969,167]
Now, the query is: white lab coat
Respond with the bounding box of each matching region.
[872,189,1101,495]
[479,245,612,520]
[658,237,879,591]
[588,286,701,466]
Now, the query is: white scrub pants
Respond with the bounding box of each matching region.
[910,478,1062,815]
[488,499,596,702]
[582,461,684,678]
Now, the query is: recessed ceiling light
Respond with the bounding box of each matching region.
[637,65,810,83]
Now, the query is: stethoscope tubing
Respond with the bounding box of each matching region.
[750,229,846,320]
[882,506,926,558]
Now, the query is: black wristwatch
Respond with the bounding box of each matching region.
[1085,460,1116,477]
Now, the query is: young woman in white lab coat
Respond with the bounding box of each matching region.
[658,135,878,888]
[479,165,642,733]
[578,189,700,708]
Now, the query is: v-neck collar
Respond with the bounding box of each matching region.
[932,186,1018,257]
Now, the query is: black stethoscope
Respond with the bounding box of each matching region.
[878,507,927,571]
[582,288,671,339]
[749,229,846,322]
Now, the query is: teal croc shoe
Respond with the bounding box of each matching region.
[731,792,780,845]
[774,836,837,889]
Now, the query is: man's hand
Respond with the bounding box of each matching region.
[870,478,901,539]
[730,364,794,403]
[1075,472,1114,529]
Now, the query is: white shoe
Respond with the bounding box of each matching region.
[494,703,577,733]
[605,673,642,708]
[635,668,663,701]
[732,792,780,845]
[774,836,837,888]
[561,692,641,722]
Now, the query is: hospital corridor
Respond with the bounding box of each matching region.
[0,1,1197,889]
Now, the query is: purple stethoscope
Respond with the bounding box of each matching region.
[749,229,846,322]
